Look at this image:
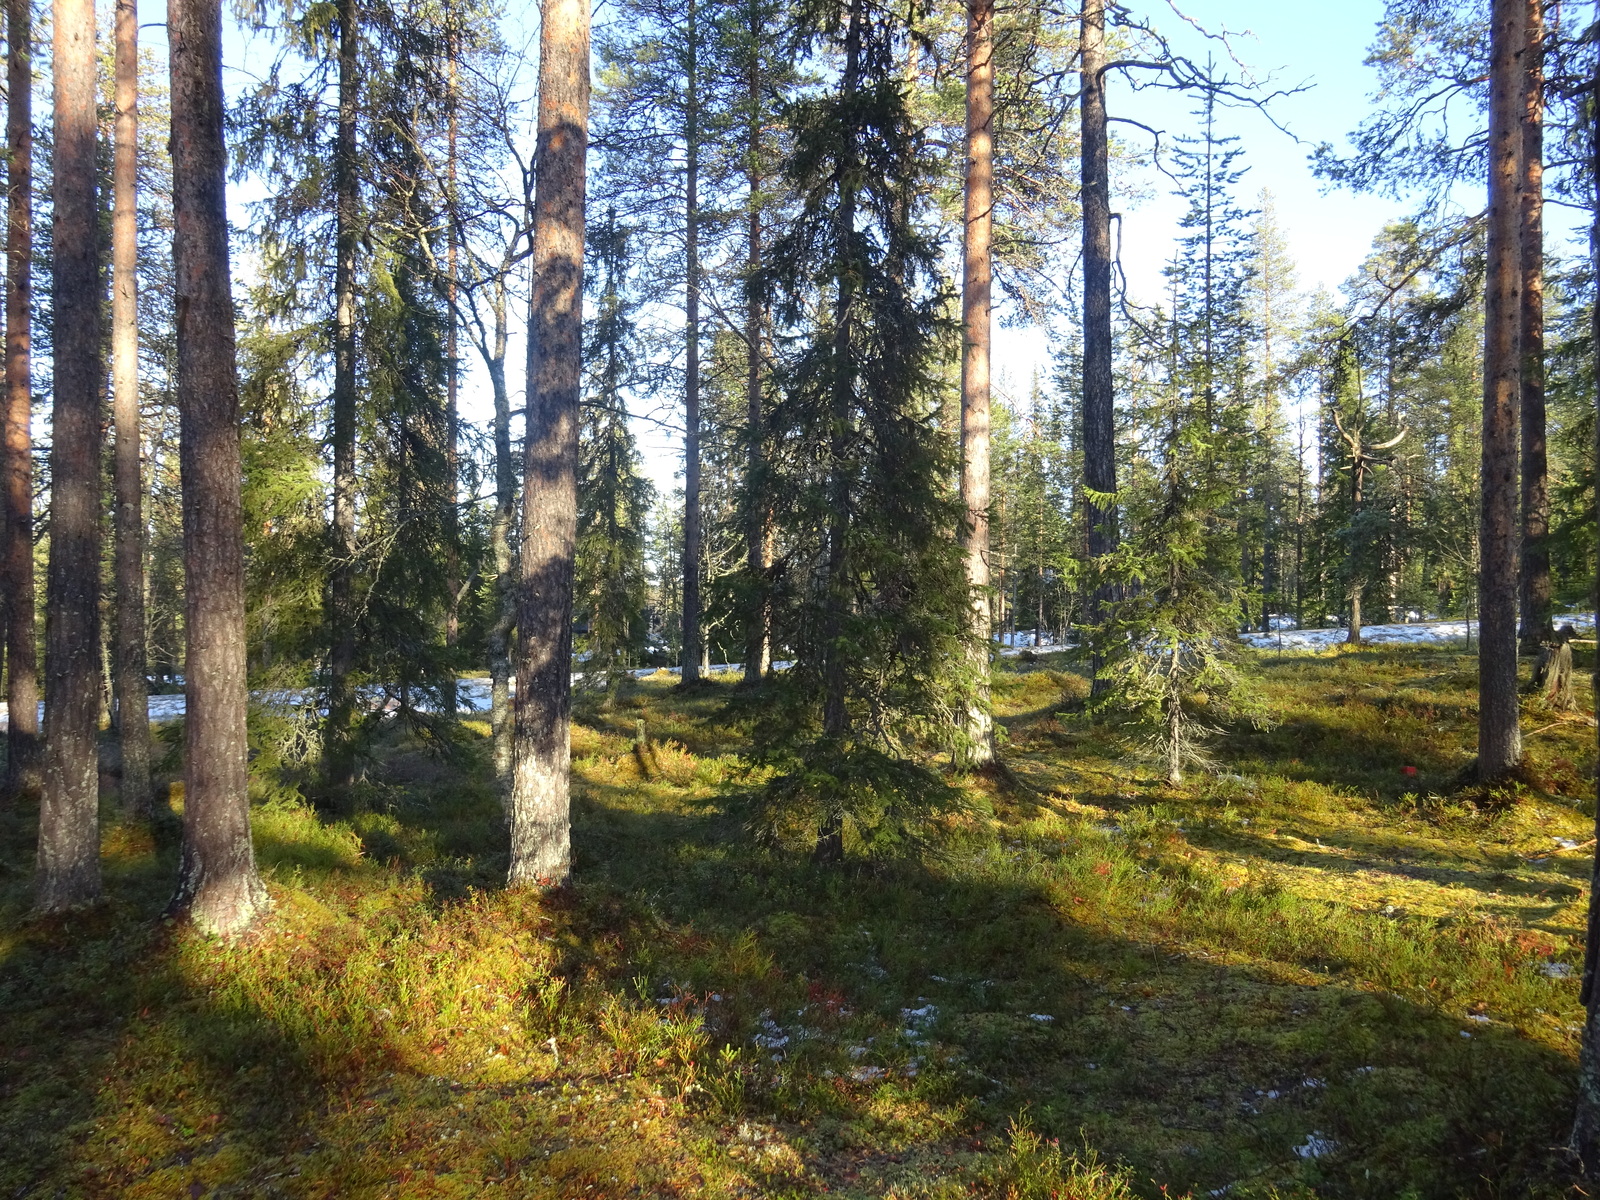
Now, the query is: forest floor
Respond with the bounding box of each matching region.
[1,644,1597,1198]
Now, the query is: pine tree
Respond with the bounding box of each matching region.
[509,0,589,887]
[2,0,40,800]
[111,0,152,819]
[166,0,270,934]
[1479,0,1524,781]
[36,0,106,913]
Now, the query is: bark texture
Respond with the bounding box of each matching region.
[1080,0,1116,696]
[486,278,515,798]
[113,0,152,819]
[681,0,703,687]
[1572,36,1600,1179]
[1517,0,1550,655]
[443,32,461,716]
[509,0,588,887]
[36,0,104,912]
[325,0,359,790]
[960,0,994,764]
[2,0,39,799]
[741,4,770,687]
[166,0,269,936]
[1478,0,1524,781]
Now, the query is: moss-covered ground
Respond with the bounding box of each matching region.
[1,643,1596,1197]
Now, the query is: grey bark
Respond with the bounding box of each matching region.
[1517,0,1550,654]
[1477,0,1525,781]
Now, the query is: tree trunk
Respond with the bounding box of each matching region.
[960,0,995,766]
[326,0,359,791]
[681,0,703,687]
[1517,0,1550,655]
[165,0,269,935]
[741,4,770,688]
[36,0,104,913]
[1574,35,1600,1174]
[442,26,461,717]
[1080,0,1116,690]
[2,0,39,800]
[486,277,515,798]
[1478,0,1525,782]
[509,0,587,887]
[112,0,151,820]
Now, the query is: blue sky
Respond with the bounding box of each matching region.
[209,0,1491,494]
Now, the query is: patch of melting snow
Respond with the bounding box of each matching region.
[1028,1013,1054,1023]
[1294,1132,1337,1160]
[1302,1077,1324,1089]
[849,1066,886,1083]
[1540,961,1575,979]
[1554,837,1584,850]
[1466,1013,1491,1024]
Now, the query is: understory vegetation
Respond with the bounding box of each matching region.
[2,644,1595,1198]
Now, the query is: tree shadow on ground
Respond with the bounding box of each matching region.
[0,730,1586,1199]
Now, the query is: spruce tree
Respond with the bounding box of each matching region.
[578,211,653,695]
[753,0,976,862]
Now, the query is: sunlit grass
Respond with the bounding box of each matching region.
[0,646,1592,1196]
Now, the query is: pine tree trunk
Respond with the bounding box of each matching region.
[2,0,39,800]
[509,0,587,887]
[1575,36,1600,1171]
[681,0,703,688]
[1478,0,1525,782]
[443,29,461,716]
[165,0,269,935]
[1080,0,1116,688]
[326,0,359,791]
[1517,0,1550,656]
[112,0,151,820]
[486,280,515,798]
[960,0,995,766]
[741,6,770,688]
[36,0,104,912]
